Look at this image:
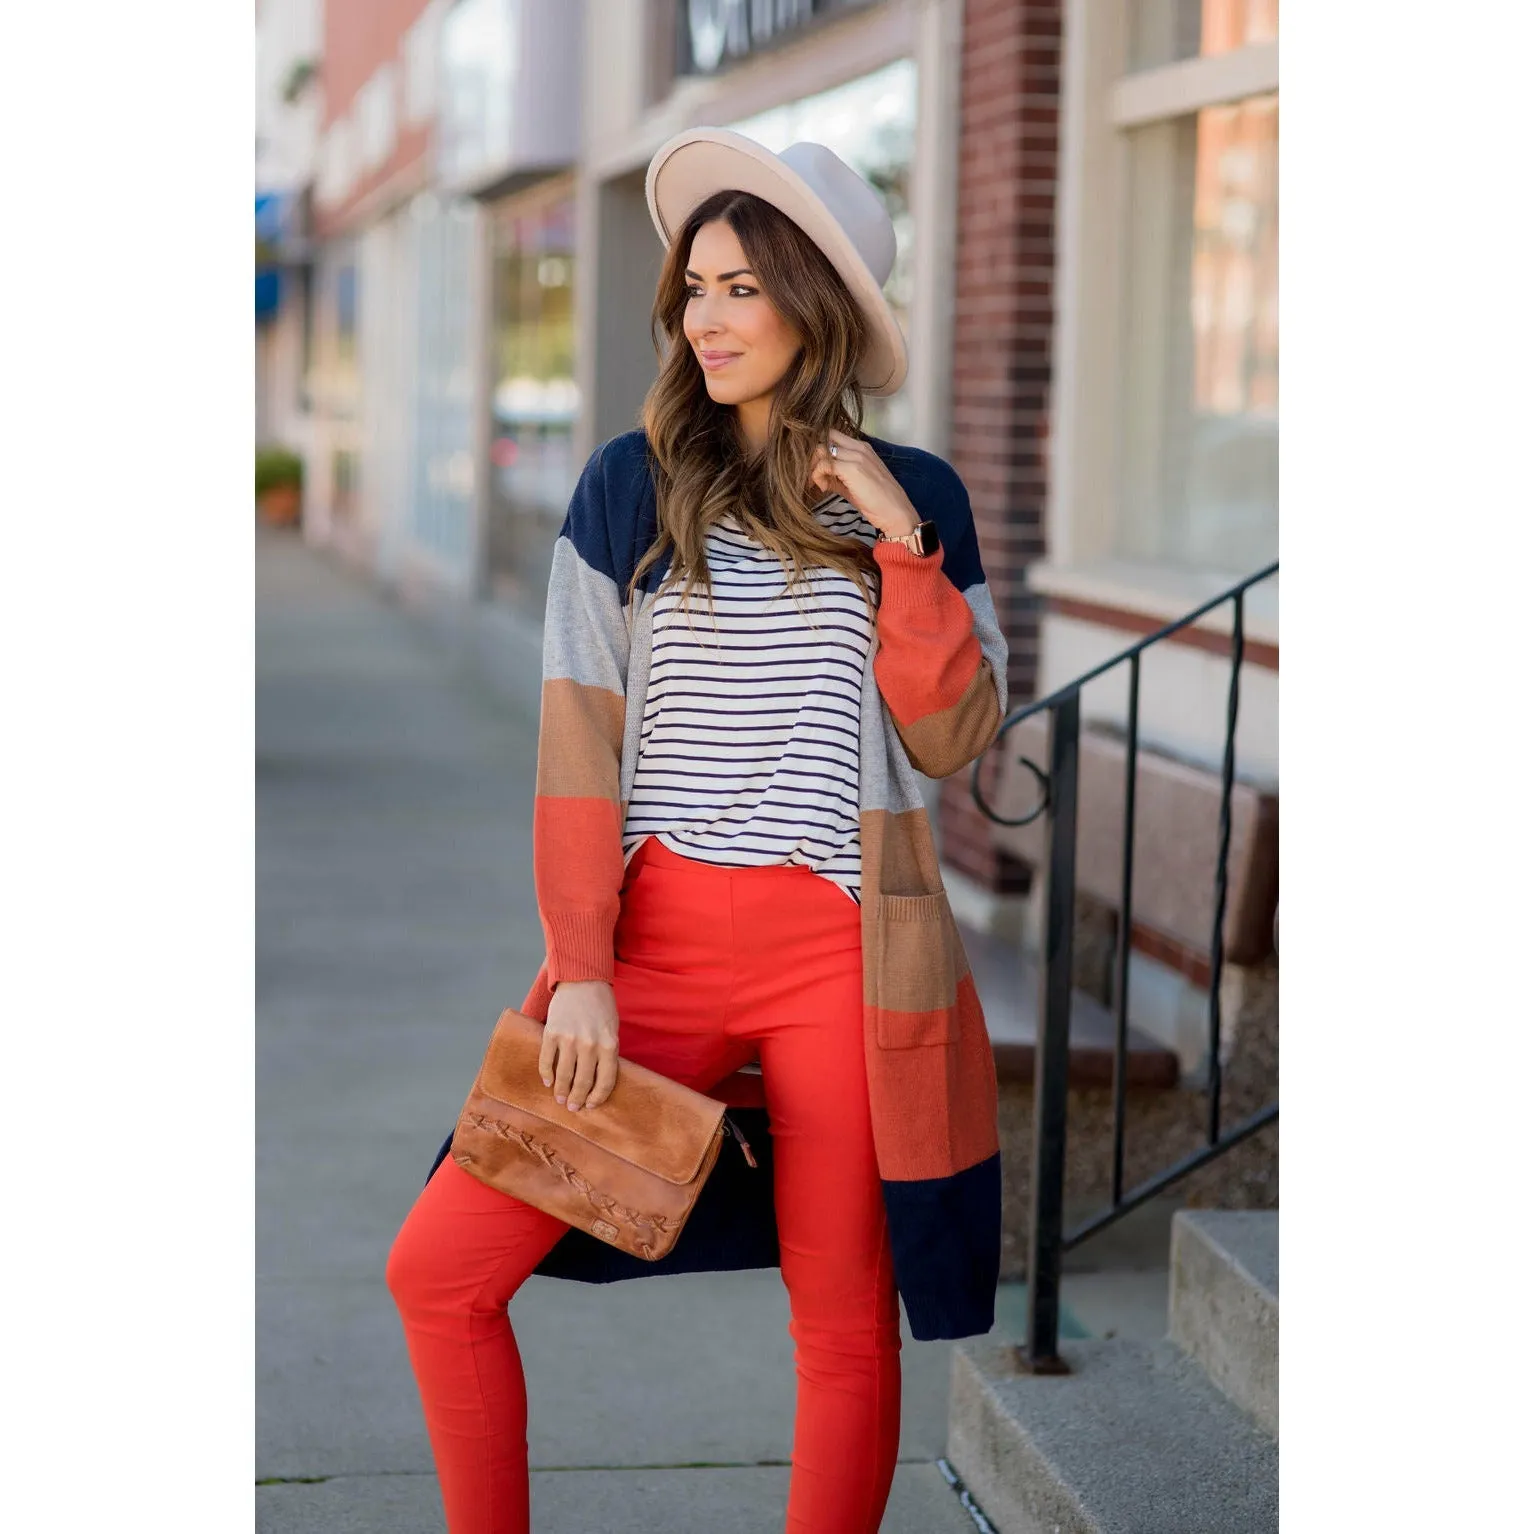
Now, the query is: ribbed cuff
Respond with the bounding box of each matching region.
[873,537,949,607]
[543,909,617,986]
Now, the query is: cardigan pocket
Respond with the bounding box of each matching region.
[872,891,963,1049]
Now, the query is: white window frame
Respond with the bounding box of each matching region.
[356,62,400,173]
[404,0,446,125]
[316,112,357,210]
[1042,0,1279,623]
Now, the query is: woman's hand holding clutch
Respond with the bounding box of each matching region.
[539,980,620,1112]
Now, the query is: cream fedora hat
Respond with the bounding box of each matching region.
[644,126,908,398]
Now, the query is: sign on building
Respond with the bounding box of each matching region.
[678,0,880,76]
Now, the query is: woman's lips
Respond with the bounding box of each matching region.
[699,351,741,370]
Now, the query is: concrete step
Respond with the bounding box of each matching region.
[1168,1209,1278,1436]
[948,1339,1278,1534]
[959,921,1182,1089]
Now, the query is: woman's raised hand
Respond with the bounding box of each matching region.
[809,428,921,540]
[539,979,621,1112]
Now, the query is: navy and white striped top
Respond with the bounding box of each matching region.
[622,495,877,904]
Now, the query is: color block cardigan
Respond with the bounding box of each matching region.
[429,427,1009,1342]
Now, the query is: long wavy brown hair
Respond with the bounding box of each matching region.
[631,189,881,623]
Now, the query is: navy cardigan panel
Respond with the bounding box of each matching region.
[563,428,985,603]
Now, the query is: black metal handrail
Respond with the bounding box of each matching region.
[971,561,1278,1374]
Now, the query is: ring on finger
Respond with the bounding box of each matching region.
[829,442,838,458]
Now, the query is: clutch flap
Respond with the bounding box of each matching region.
[475,1009,726,1186]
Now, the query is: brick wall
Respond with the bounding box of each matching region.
[942,0,1062,897]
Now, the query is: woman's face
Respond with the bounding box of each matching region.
[682,219,802,410]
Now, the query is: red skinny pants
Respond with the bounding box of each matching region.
[386,834,903,1533]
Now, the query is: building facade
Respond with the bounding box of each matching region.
[307,0,447,575]
[301,0,583,601]
[1039,0,1277,777]
[944,0,1279,1058]
[255,0,323,456]
[305,0,491,595]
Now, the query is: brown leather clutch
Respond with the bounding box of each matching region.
[449,1008,752,1262]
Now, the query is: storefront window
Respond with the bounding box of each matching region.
[299,263,316,412]
[439,0,517,189]
[335,258,358,370]
[1131,0,1279,72]
[411,195,480,580]
[727,57,918,442]
[318,244,361,525]
[484,188,579,610]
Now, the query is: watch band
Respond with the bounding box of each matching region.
[878,520,940,557]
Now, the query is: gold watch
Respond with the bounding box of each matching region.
[877,520,940,557]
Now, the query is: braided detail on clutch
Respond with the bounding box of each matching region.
[462,1112,677,1242]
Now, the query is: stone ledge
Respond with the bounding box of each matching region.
[1169,1210,1279,1436]
[948,1338,1278,1534]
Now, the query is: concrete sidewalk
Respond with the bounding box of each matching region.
[254,528,981,1532]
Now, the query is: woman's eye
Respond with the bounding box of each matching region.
[686,285,757,298]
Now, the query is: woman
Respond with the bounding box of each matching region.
[387,128,1009,1534]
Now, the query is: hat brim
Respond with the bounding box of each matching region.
[644,127,908,399]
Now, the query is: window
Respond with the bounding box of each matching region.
[356,63,398,173]
[334,258,358,370]
[404,1,443,123]
[332,447,360,524]
[484,187,579,609]
[410,195,480,577]
[1119,89,1277,570]
[438,0,517,189]
[316,114,356,208]
[1131,0,1278,70]
[299,262,316,412]
[1052,0,1278,582]
[727,57,918,442]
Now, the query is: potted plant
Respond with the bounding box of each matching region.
[256,445,304,526]
[281,57,319,105]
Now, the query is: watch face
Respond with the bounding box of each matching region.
[917,520,940,556]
